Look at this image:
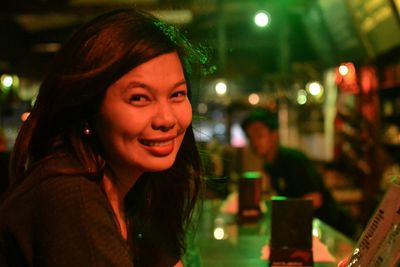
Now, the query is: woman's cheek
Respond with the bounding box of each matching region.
[181,102,192,129]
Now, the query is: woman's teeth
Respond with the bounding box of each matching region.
[141,140,173,146]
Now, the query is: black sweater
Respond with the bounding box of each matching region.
[0,156,134,267]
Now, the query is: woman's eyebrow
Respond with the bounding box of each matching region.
[174,80,187,89]
[125,81,148,89]
[124,79,187,92]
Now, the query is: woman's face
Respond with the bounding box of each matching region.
[95,52,192,178]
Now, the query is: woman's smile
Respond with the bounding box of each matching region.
[95,52,192,176]
[140,139,173,146]
[140,138,175,157]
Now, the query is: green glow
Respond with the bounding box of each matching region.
[153,20,216,77]
[242,171,261,179]
[271,196,287,200]
[297,89,307,105]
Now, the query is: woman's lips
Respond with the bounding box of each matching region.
[139,138,175,156]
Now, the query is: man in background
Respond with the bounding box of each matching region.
[241,108,359,239]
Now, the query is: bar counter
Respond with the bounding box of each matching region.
[187,198,355,267]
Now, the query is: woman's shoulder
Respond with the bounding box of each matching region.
[34,172,103,203]
[0,155,106,224]
[0,164,114,254]
[0,158,132,267]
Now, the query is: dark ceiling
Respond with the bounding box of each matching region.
[2,0,397,93]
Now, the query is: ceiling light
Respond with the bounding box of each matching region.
[254,11,270,28]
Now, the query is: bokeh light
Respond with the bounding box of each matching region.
[214,123,226,135]
[197,103,208,114]
[254,11,270,27]
[213,227,225,240]
[215,81,227,95]
[248,93,260,105]
[1,75,13,88]
[338,64,349,76]
[297,89,307,105]
[1,74,20,94]
[307,81,323,96]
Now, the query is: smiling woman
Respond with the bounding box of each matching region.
[96,52,192,178]
[0,7,207,267]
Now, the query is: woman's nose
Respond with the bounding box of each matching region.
[151,104,176,131]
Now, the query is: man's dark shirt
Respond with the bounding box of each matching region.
[265,146,358,238]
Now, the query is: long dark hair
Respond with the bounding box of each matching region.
[10,8,205,266]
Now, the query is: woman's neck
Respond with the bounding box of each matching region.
[102,166,141,240]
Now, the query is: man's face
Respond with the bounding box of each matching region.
[245,121,277,159]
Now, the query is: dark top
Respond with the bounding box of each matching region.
[265,146,358,238]
[0,151,11,197]
[0,154,136,267]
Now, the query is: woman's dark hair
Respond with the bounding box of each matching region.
[10,7,205,266]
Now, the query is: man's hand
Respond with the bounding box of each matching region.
[174,260,184,267]
[338,258,348,267]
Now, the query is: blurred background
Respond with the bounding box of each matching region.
[0,0,400,227]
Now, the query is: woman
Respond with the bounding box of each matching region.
[0,7,206,267]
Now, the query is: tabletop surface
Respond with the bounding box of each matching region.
[186,198,355,267]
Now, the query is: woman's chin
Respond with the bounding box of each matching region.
[142,159,175,172]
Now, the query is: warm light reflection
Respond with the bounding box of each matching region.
[197,103,208,114]
[335,62,358,93]
[33,43,61,53]
[152,9,193,25]
[21,112,30,122]
[213,227,225,240]
[248,93,260,105]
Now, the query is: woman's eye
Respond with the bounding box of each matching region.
[130,95,150,104]
[131,95,144,101]
[171,91,187,100]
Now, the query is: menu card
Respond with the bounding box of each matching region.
[346,178,400,266]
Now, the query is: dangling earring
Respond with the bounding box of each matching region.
[83,123,91,136]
